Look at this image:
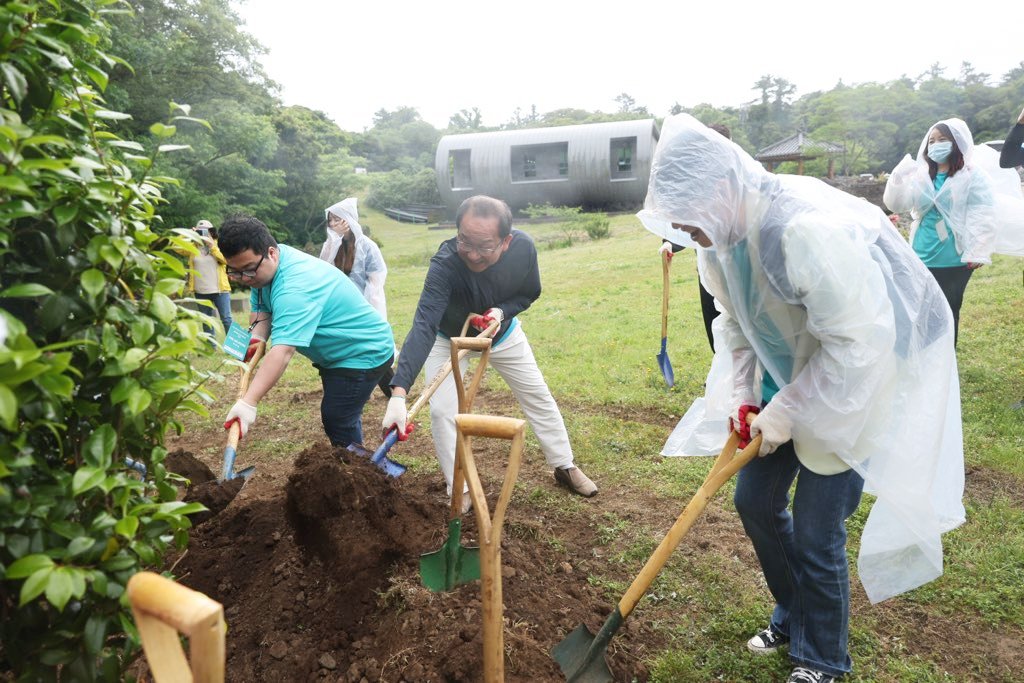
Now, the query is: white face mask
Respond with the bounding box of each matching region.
[927,140,953,164]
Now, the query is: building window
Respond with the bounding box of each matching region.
[510,142,569,182]
[448,149,472,189]
[610,137,637,179]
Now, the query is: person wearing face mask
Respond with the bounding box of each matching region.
[883,119,996,346]
[640,114,964,683]
[384,195,597,513]
[319,197,394,397]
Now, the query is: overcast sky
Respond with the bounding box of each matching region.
[234,0,1020,133]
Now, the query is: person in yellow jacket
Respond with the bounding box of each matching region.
[186,219,233,334]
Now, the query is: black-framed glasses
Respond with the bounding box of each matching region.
[456,237,501,255]
[226,253,266,279]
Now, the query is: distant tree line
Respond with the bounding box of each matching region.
[107,2,1024,246]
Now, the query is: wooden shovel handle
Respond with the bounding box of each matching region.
[454,414,526,545]
[617,415,761,618]
[448,334,495,517]
[225,341,266,450]
[128,571,225,683]
[407,314,499,420]
[661,250,670,339]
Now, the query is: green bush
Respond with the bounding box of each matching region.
[365,168,441,210]
[1,1,219,678]
[578,214,610,240]
[522,204,611,245]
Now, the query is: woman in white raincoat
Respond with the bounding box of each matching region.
[882,118,994,346]
[639,114,964,683]
[319,197,394,396]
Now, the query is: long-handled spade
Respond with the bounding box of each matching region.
[419,332,494,591]
[453,414,526,683]
[220,341,265,482]
[657,248,675,387]
[347,314,500,478]
[552,418,761,683]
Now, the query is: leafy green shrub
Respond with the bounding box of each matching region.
[1,1,219,678]
[365,168,441,209]
[522,204,611,245]
[578,214,610,240]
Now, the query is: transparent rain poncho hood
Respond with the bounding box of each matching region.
[883,117,1024,261]
[639,114,965,603]
[319,197,389,317]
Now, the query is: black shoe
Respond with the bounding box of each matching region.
[788,666,837,683]
[746,626,789,655]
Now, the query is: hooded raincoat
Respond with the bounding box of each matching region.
[319,198,389,317]
[639,114,965,604]
[883,118,1024,261]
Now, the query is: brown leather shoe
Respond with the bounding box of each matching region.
[554,466,598,497]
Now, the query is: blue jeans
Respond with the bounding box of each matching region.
[195,292,233,334]
[318,359,391,447]
[734,440,864,677]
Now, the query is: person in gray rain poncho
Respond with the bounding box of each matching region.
[883,117,1024,346]
[638,114,965,683]
[320,197,395,396]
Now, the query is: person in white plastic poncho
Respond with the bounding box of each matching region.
[638,114,965,683]
[319,197,394,396]
[882,118,1024,346]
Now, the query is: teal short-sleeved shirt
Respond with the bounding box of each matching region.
[912,174,962,268]
[250,244,394,370]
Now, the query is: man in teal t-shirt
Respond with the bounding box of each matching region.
[217,215,394,447]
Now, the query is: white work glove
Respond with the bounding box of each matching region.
[382,396,411,441]
[658,241,675,260]
[749,408,792,457]
[224,400,257,437]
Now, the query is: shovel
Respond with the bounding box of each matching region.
[451,414,526,682]
[657,249,675,387]
[220,341,265,482]
[552,418,761,683]
[348,314,500,478]
[128,571,225,683]
[419,332,494,591]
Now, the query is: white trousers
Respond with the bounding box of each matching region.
[423,323,575,493]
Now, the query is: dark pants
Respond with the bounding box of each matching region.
[698,278,719,352]
[734,440,865,677]
[318,357,392,447]
[196,292,233,334]
[377,364,394,398]
[927,265,973,347]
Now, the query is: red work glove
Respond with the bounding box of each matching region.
[396,422,415,442]
[470,307,504,332]
[243,338,263,362]
[730,404,760,448]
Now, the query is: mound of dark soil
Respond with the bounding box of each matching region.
[172,444,656,682]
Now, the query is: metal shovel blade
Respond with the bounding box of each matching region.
[220,445,256,482]
[657,337,675,388]
[346,431,407,478]
[552,618,616,683]
[419,518,481,591]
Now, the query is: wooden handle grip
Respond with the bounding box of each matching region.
[128,572,222,635]
[454,414,526,440]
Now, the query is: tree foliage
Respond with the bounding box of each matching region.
[1,1,223,677]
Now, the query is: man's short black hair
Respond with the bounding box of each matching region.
[455,195,513,239]
[217,215,278,258]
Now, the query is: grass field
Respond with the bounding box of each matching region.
[216,205,1024,681]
